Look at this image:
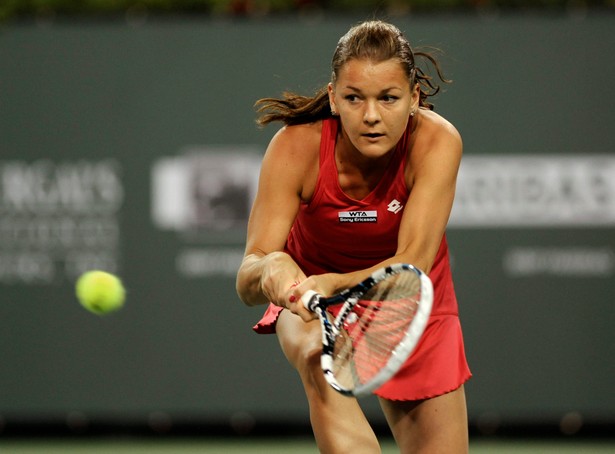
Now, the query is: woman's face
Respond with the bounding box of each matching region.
[329,58,418,160]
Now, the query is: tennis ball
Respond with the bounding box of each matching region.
[75,270,125,315]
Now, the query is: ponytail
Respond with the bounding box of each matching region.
[255,86,332,127]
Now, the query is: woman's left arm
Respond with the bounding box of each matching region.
[394,114,463,274]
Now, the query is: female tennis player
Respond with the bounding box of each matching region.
[236,20,471,453]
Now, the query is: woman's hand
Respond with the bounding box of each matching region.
[287,273,340,323]
[258,251,305,307]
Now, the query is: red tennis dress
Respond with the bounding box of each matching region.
[253,117,471,400]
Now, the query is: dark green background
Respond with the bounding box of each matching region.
[1,13,614,429]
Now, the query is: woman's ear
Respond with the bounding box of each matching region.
[411,82,420,112]
[328,83,337,115]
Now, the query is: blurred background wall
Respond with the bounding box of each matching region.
[1,0,614,437]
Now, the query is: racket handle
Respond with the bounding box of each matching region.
[301,290,321,312]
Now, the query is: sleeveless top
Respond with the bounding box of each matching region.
[254,117,459,336]
[253,117,471,400]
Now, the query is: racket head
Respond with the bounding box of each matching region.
[304,264,433,397]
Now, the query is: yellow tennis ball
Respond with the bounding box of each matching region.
[75,270,125,315]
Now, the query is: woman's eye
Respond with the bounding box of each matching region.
[381,95,398,103]
[344,94,360,102]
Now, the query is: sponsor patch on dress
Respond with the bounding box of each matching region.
[338,210,377,223]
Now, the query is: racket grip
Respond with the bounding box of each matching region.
[301,290,321,312]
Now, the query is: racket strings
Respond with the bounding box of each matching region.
[331,272,422,389]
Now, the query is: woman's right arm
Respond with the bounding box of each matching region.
[235,123,320,310]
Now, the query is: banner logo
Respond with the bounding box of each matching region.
[151,147,262,277]
[450,155,615,228]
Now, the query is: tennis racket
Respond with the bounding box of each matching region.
[301,263,433,398]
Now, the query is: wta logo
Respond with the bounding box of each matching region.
[338,210,377,223]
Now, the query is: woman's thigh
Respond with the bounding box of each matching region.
[276,309,381,454]
[379,385,469,454]
[275,308,322,370]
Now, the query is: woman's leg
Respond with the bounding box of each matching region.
[276,309,381,454]
[379,385,469,454]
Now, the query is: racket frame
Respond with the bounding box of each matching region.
[302,263,433,397]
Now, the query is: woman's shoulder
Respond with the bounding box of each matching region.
[266,121,324,162]
[417,109,461,143]
[410,109,462,163]
[403,110,463,192]
[274,120,324,144]
[262,121,324,201]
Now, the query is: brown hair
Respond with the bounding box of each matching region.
[255,20,451,126]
